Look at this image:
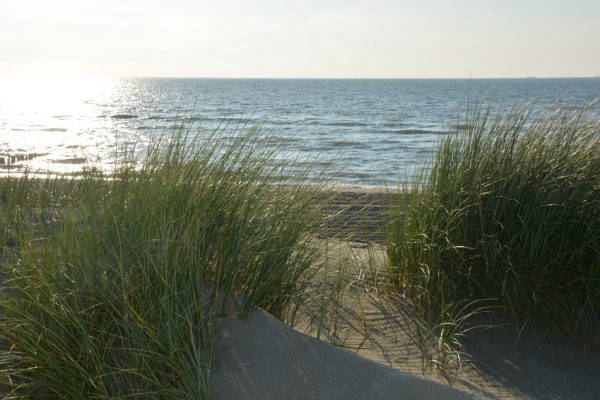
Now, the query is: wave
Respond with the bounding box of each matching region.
[41,128,68,132]
[267,136,302,143]
[324,121,369,127]
[11,127,68,133]
[396,129,444,135]
[111,114,139,119]
[325,140,368,148]
[334,170,373,179]
[381,122,410,128]
[145,115,166,120]
[50,157,87,164]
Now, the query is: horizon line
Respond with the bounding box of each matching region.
[1,74,599,80]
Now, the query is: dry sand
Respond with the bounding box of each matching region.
[210,309,480,400]
[206,187,600,399]
[296,188,600,399]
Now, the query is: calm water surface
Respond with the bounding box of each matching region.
[1,77,599,187]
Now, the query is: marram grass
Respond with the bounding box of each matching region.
[386,106,600,347]
[0,127,326,398]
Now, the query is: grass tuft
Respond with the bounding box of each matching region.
[386,106,600,352]
[0,126,325,398]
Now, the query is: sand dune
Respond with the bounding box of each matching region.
[210,309,481,400]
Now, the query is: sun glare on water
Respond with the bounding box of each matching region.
[0,75,117,173]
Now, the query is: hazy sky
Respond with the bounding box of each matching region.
[1,0,599,78]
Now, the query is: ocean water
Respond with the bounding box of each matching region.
[1,77,599,187]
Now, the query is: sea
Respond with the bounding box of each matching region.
[1,77,599,187]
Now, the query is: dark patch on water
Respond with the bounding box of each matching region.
[266,136,302,144]
[396,129,445,135]
[449,123,473,131]
[325,140,368,148]
[381,122,410,128]
[416,148,435,155]
[41,128,68,132]
[335,170,373,179]
[50,157,87,164]
[111,114,139,119]
[0,152,48,166]
[325,121,369,127]
[0,164,23,170]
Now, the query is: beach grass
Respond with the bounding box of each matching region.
[0,127,326,398]
[385,106,600,351]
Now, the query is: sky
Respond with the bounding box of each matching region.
[1,0,599,78]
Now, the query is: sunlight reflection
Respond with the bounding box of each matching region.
[0,75,117,173]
